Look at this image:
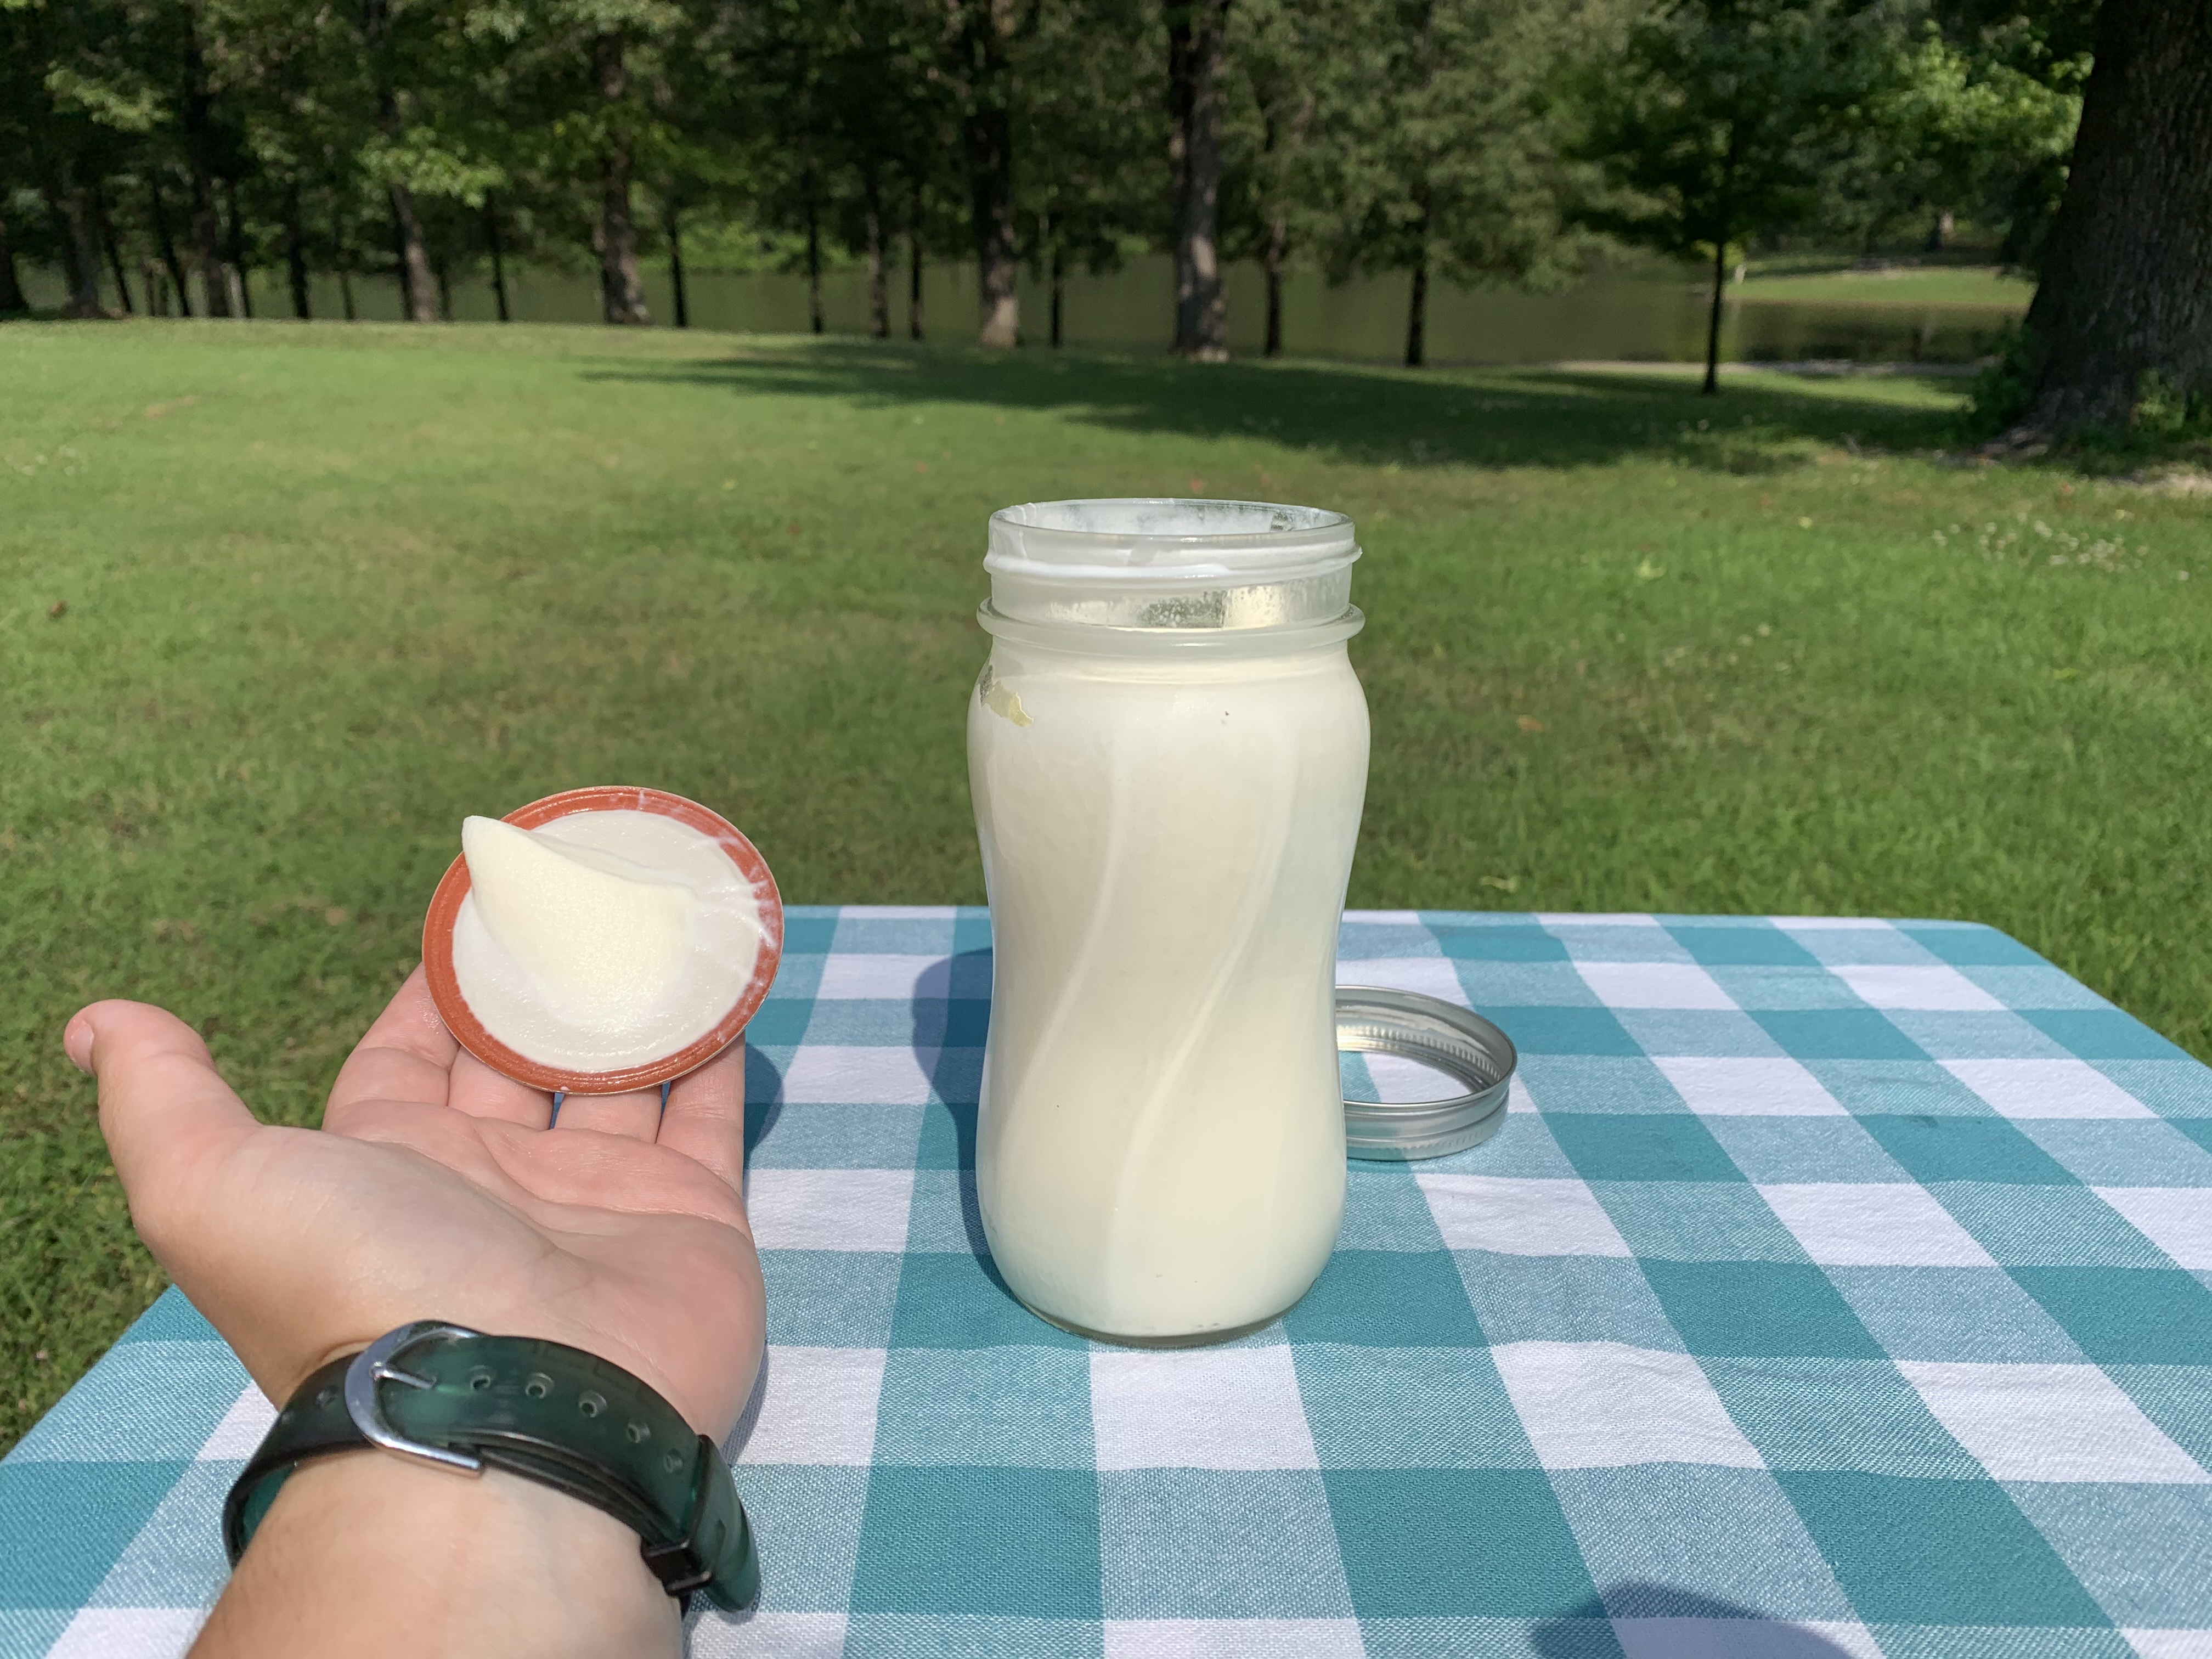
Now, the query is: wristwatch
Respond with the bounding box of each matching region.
[222,1322,760,1613]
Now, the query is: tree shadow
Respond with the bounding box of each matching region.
[1534,1585,1867,1658]
[579,338,1965,475]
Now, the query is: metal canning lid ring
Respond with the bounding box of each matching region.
[1337,986,1517,1162]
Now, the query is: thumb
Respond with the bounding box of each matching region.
[65,1001,260,1241]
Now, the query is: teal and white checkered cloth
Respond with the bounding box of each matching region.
[7,909,2212,1658]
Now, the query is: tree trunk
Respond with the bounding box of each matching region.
[2012,0,2212,438]
[593,33,650,326]
[389,183,435,321]
[147,178,193,317]
[961,0,1019,348]
[664,197,689,329]
[434,255,452,320]
[284,181,311,319]
[1166,0,1229,360]
[224,180,252,317]
[332,199,357,320]
[1263,207,1287,358]
[802,165,825,335]
[909,185,926,340]
[0,211,25,314]
[44,158,105,318]
[1404,244,1428,369]
[1049,245,1064,348]
[864,174,889,340]
[94,187,134,314]
[142,260,167,316]
[1702,238,1725,395]
[180,21,232,317]
[484,199,510,322]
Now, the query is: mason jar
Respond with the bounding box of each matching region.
[968,499,1370,1344]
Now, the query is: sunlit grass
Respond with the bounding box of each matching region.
[4,318,2208,1444]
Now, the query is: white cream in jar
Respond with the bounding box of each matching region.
[969,499,1370,1342]
[449,809,764,1073]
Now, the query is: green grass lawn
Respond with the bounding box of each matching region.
[4,318,2208,1447]
[1739,262,2035,308]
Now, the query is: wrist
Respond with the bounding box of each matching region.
[197,1451,678,1659]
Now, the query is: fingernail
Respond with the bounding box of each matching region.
[63,1014,95,1075]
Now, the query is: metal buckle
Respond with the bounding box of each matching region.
[343,1322,487,1475]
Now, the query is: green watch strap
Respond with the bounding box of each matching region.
[222,1322,759,1613]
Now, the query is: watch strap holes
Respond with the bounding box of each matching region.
[467,1367,496,1392]
[578,1390,606,1418]
[627,1420,651,1444]
[524,1373,553,1400]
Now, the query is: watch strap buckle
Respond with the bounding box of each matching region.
[343,1322,487,1475]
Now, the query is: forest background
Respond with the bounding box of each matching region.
[9,0,2202,434]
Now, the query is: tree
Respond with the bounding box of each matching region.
[2006,0,2212,439]
[1318,0,1587,368]
[1819,12,2083,263]
[1016,0,1158,349]
[1220,0,1324,358]
[1576,0,1881,393]
[1165,0,1230,358]
[951,0,1022,346]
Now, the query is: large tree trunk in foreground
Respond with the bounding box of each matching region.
[594,33,650,326]
[960,0,1020,347]
[2012,0,2212,439]
[1166,0,1229,359]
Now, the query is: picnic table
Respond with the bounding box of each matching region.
[7,907,2211,1658]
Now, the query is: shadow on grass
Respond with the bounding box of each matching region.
[582,340,1966,475]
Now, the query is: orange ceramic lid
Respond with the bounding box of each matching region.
[421,786,784,1096]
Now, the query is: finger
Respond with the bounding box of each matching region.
[550,1085,664,1141]
[655,1041,748,1193]
[65,1000,261,1237]
[445,1047,555,1130]
[326,967,457,1132]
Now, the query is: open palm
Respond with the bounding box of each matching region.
[66,967,765,1439]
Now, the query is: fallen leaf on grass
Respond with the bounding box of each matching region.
[47,601,66,619]
[1517,715,1545,733]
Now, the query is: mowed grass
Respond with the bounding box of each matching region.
[1740,263,2035,308]
[4,319,2209,1446]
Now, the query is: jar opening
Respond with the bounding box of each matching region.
[986,497,1359,630]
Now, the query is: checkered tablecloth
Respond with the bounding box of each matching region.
[8,908,2212,1658]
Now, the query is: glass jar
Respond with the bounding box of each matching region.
[968,499,1370,1344]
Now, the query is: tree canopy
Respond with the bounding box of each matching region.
[7,0,2177,428]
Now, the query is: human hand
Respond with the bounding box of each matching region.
[64,966,765,1439]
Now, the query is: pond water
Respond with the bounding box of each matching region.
[27,251,2020,367]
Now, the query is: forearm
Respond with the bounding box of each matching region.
[194,1451,679,1659]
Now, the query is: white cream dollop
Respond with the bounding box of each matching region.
[448,809,763,1073]
[461,815,694,1014]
